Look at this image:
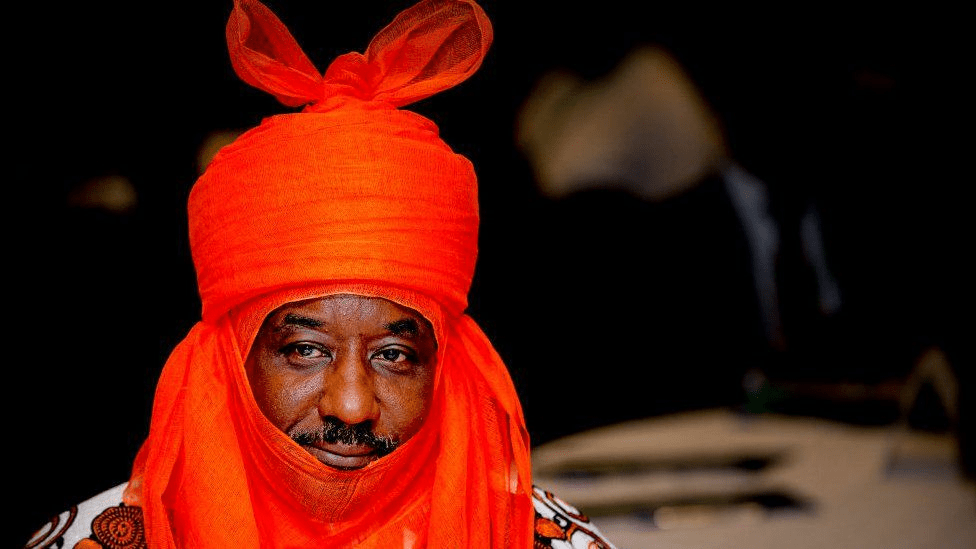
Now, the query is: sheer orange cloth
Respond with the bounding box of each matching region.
[123,0,534,547]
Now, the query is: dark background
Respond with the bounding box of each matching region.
[8,1,968,544]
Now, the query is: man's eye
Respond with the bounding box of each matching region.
[281,343,328,360]
[375,348,413,364]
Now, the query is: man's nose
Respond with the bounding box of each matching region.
[317,355,380,426]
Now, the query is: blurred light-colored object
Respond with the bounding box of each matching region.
[899,346,959,428]
[196,129,243,174]
[516,45,729,201]
[722,163,784,347]
[66,174,138,213]
[515,42,845,355]
[533,409,976,549]
[798,204,843,316]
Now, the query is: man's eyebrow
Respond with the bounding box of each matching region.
[279,313,324,329]
[386,318,419,337]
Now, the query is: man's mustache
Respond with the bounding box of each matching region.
[292,417,399,457]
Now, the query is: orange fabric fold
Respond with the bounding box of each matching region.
[227,0,492,108]
[124,0,533,547]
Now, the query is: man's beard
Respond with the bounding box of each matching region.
[292,417,400,457]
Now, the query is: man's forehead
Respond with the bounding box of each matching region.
[266,295,434,334]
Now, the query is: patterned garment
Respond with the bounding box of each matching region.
[530,487,619,549]
[25,483,618,549]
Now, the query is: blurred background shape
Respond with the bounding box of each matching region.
[66,174,139,214]
[516,45,728,203]
[531,408,975,549]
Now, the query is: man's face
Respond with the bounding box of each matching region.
[245,294,437,470]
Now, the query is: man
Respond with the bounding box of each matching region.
[24,0,618,547]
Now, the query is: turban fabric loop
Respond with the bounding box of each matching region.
[227,0,493,108]
[124,0,534,547]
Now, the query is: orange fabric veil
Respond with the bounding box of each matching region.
[123,0,534,547]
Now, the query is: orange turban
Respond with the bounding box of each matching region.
[123,0,534,547]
